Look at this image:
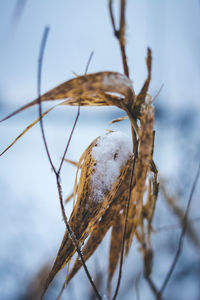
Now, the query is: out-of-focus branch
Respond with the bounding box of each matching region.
[157,162,200,299]
[160,181,200,247]
[9,0,27,34]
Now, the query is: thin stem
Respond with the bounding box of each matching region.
[146,277,160,298]
[58,107,80,174]
[119,0,129,77]
[58,51,94,174]
[37,26,57,174]
[85,51,94,75]
[56,176,102,300]
[109,0,130,78]
[38,28,101,299]
[109,0,117,34]
[112,140,138,300]
[157,162,200,299]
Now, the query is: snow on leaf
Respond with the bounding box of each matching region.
[42,132,133,295]
[91,131,132,202]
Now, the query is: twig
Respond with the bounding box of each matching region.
[85,51,94,75]
[109,0,129,78]
[156,216,200,232]
[38,27,57,174]
[38,28,101,300]
[112,140,138,300]
[146,277,160,298]
[109,2,138,299]
[58,107,80,174]
[157,162,200,299]
[152,83,164,102]
[160,182,200,247]
[58,51,94,174]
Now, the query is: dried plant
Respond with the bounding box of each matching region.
[0,0,157,298]
[1,1,200,300]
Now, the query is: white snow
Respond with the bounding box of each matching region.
[91,131,132,202]
[102,73,133,90]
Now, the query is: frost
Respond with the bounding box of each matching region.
[91,131,132,202]
[102,73,133,89]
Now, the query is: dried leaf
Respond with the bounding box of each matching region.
[64,159,79,167]
[134,103,154,220]
[133,48,152,118]
[43,135,133,294]
[0,104,57,156]
[67,206,116,283]
[0,72,133,122]
[109,116,128,124]
[67,175,131,283]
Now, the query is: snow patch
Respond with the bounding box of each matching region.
[102,73,133,89]
[91,131,132,202]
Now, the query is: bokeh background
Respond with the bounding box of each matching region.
[0,1,200,299]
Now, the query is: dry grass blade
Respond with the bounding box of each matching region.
[43,134,133,294]
[109,116,128,124]
[0,104,59,156]
[0,71,133,123]
[134,104,154,222]
[68,162,134,285]
[67,206,116,283]
[133,48,152,118]
[64,158,79,167]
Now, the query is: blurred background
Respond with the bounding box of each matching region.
[0,0,200,299]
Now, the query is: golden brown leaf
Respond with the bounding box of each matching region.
[134,103,154,220]
[67,206,116,283]
[0,71,133,122]
[132,48,152,118]
[0,104,57,156]
[43,134,133,294]
[67,172,131,284]
[109,116,128,124]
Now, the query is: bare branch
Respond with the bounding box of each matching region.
[9,0,27,34]
[157,162,200,299]
[37,29,101,299]
[109,0,117,34]
[58,107,80,174]
[85,51,94,74]
[58,51,94,175]
[38,27,57,174]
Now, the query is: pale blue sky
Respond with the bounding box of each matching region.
[0,2,200,299]
[0,0,200,111]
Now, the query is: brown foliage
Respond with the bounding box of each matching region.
[1,1,161,299]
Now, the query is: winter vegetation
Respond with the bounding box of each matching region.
[0,1,200,300]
